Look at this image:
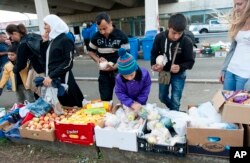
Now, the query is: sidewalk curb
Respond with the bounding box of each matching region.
[75,77,220,84]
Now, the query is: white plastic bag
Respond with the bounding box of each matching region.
[44,86,64,115]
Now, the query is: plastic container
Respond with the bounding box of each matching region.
[210,45,221,53]
[137,125,187,157]
[128,37,139,59]
[145,30,157,38]
[142,37,154,60]
[137,137,186,157]
[55,122,95,146]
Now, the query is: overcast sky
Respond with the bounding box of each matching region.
[0,10,37,23]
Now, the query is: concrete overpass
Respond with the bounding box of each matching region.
[0,0,232,37]
[0,0,177,16]
[0,0,178,33]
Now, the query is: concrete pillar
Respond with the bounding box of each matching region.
[145,0,159,34]
[34,0,50,34]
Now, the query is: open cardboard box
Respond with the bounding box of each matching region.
[0,121,14,133]
[187,92,244,157]
[19,122,55,142]
[215,90,250,124]
[211,90,226,113]
[209,90,250,124]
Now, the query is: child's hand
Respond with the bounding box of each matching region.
[0,88,3,96]
[131,102,142,112]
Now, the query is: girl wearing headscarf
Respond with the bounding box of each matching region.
[42,14,84,107]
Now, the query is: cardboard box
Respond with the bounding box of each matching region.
[215,50,227,57]
[55,122,95,146]
[211,90,226,112]
[187,92,244,157]
[19,122,55,141]
[209,90,250,124]
[0,121,14,138]
[187,124,244,157]
[95,121,145,152]
[222,103,250,124]
[0,121,12,131]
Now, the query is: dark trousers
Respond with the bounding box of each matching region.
[84,39,90,51]
[98,72,116,101]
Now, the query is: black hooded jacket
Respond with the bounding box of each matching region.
[151,30,195,73]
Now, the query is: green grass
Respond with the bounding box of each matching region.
[0,138,10,145]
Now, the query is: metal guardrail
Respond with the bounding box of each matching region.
[75,77,220,84]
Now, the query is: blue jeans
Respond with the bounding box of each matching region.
[223,71,248,91]
[159,71,186,111]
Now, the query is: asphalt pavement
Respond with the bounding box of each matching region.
[0,56,224,111]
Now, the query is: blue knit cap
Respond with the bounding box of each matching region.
[117,48,138,75]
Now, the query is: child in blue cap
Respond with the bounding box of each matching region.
[115,48,152,111]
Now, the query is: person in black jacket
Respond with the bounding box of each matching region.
[42,14,84,107]
[88,12,129,101]
[151,13,195,111]
[6,24,45,101]
[6,24,45,75]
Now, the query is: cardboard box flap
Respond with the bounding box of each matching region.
[211,90,225,112]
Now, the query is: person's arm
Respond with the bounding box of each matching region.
[0,52,7,56]
[220,40,236,83]
[88,37,100,63]
[88,51,100,63]
[151,33,166,72]
[177,38,195,72]
[151,34,161,66]
[115,76,134,108]
[0,64,10,89]
[13,44,29,74]
[136,70,152,105]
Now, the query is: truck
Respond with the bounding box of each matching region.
[189,18,229,34]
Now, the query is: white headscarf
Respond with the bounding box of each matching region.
[43,14,69,40]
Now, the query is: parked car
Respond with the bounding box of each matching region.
[189,18,229,34]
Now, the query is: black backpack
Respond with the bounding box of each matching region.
[20,33,45,72]
[25,33,42,59]
[184,30,198,48]
[20,33,44,65]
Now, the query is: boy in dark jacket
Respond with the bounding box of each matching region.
[151,13,195,111]
[115,48,151,112]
